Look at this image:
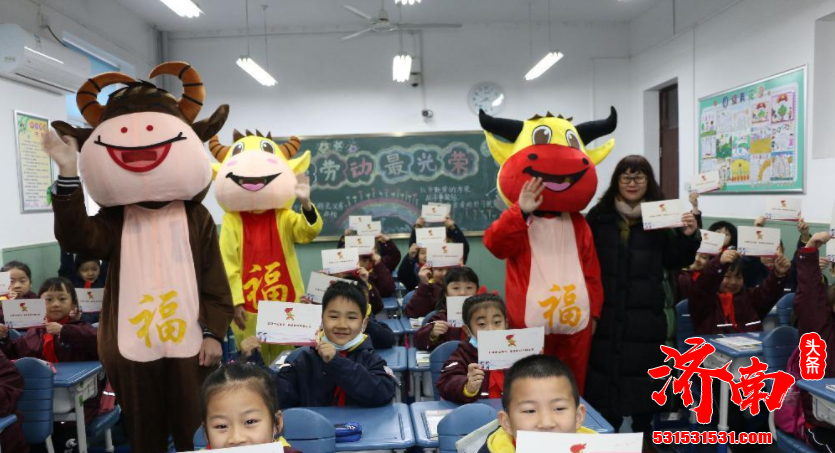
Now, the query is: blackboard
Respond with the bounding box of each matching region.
[295,131,504,240]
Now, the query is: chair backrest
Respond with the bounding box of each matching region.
[221,326,237,364]
[286,346,308,365]
[676,300,694,354]
[403,290,416,311]
[431,341,461,401]
[283,407,336,453]
[775,293,795,327]
[8,329,21,340]
[13,357,55,445]
[193,425,207,450]
[421,310,438,327]
[762,325,800,392]
[438,403,498,453]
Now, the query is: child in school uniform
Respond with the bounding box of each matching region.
[397,215,470,291]
[677,253,711,301]
[243,281,395,408]
[0,348,27,453]
[340,275,396,350]
[338,230,401,274]
[0,277,101,453]
[459,355,594,453]
[0,261,38,331]
[793,232,835,452]
[690,249,790,335]
[437,294,509,404]
[201,363,301,451]
[58,251,107,324]
[404,262,459,319]
[708,220,738,250]
[337,237,397,299]
[414,266,480,351]
[744,217,809,291]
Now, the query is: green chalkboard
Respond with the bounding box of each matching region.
[295,131,504,240]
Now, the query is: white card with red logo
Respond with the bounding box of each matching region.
[76,288,104,313]
[641,199,686,230]
[516,432,643,452]
[738,226,781,257]
[425,243,463,268]
[445,296,467,328]
[422,203,451,223]
[0,272,10,295]
[354,220,382,237]
[477,327,545,371]
[1,299,46,328]
[416,227,446,247]
[826,238,835,263]
[321,248,359,275]
[697,229,726,255]
[764,197,802,221]
[255,301,321,346]
[304,272,356,304]
[348,215,372,229]
[690,171,722,194]
[182,441,285,453]
[344,235,375,255]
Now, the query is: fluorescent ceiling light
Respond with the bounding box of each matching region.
[159,0,203,18]
[24,46,64,64]
[237,56,277,86]
[392,53,412,83]
[524,51,563,81]
[395,0,422,4]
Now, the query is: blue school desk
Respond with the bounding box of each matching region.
[378,347,407,403]
[382,296,400,316]
[409,398,614,450]
[407,347,432,401]
[0,414,17,453]
[702,333,765,453]
[53,361,103,453]
[379,318,406,345]
[307,403,415,452]
[796,378,835,427]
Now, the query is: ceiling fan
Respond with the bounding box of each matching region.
[340,0,462,41]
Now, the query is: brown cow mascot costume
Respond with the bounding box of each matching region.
[44,62,234,452]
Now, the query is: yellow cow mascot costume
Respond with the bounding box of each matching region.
[211,130,322,363]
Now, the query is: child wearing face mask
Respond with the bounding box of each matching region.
[243,282,395,408]
[689,249,791,335]
[0,277,100,453]
[200,363,300,451]
[414,266,480,351]
[437,294,509,404]
[58,251,107,324]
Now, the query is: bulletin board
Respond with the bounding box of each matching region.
[13,111,54,212]
[698,66,806,193]
[296,131,504,240]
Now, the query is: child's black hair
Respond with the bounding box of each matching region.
[708,221,738,249]
[74,255,100,271]
[435,266,479,312]
[462,294,506,330]
[1,261,32,281]
[201,363,280,424]
[38,277,79,307]
[322,281,368,319]
[501,355,580,411]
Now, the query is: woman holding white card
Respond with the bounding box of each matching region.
[585,155,700,436]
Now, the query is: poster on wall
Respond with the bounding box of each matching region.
[13,111,53,212]
[698,66,805,193]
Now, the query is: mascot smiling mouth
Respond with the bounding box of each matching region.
[523,166,589,192]
[226,172,282,192]
[96,133,186,173]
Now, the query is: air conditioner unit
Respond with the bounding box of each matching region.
[0,23,91,94]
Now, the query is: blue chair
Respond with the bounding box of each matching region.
[430,341,461,401]
[13,358,54,451]
[438,403,497,453]
[221,326,237,364]
[402,290,416,313]
[676,299,695,354]
[193,425,207,450]
[421,310,438,327]
[283,408,336,453]
[87,405,121,452]
[775,293,795,327]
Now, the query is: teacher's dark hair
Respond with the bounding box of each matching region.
[598,154,665,207]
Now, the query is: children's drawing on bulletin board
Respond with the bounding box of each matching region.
[698,66,805,193]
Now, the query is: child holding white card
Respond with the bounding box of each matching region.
[243,282,395,408]
[341,275,396,350]
[398,215,470,290]
[414,266,480,351]
[793,232,835,451]
[676,253,711,301]
[58,250,106,324]
[0,261,37,332]
[437,294,509,403]
[337,238,397,299]
[338,230,401,273]
[200,362,301,451]
[690,249,790,335]
[404,262,458,318]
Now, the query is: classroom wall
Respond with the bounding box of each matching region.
[0,0,157,251]
[627,0,835,224]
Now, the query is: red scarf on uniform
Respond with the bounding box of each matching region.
[332,351,350,406]
[718,293,737,331]
[487,369,506,399]
[84,281,93,289]
[42,316,72,363]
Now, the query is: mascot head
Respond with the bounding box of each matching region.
[51,62,228,207]
[211,130,310,212]
[480,107,617,213]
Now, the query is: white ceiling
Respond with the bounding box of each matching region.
[116,0,664,33]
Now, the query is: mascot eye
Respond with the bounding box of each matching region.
[532,126,552,145]
[260,140,274,154]
[231,143,244,156]
[565,130,582,149]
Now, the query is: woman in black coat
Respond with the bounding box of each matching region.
[584,155,700,436]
